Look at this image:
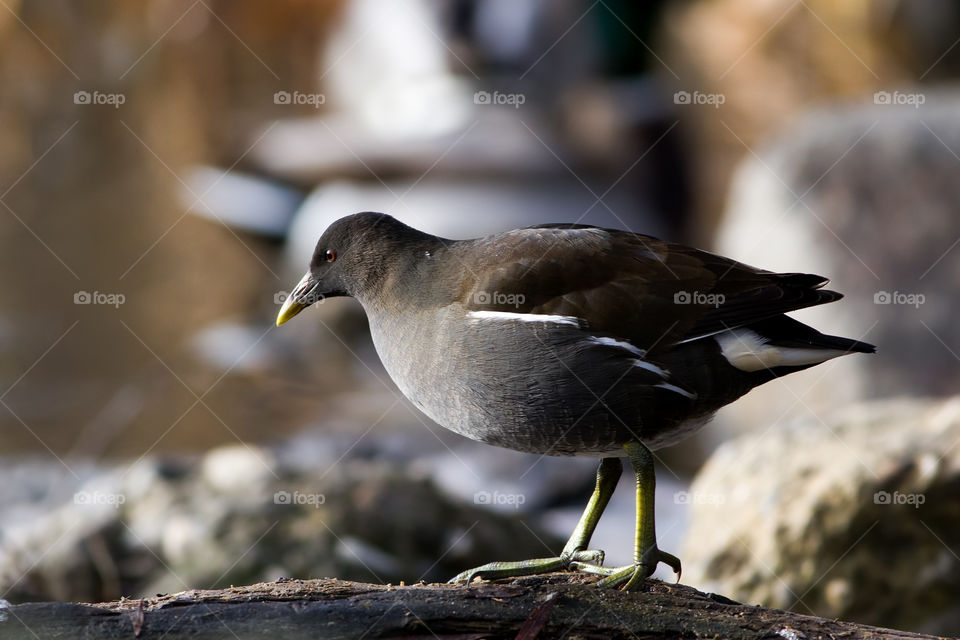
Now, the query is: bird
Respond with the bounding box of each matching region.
[275,212,875,590]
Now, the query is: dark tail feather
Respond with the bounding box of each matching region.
[748,315,876,354]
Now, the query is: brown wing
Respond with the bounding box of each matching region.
[457,225,840,353]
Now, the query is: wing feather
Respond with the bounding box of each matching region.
[456,226,840,352]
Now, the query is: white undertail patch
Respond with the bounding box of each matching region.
[715,328,848,372]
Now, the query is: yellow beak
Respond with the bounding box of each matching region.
[276,271,314,326]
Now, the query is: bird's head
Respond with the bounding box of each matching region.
[276,212,424,326]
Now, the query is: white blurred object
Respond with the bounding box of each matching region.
[201,444,277,494]
[323,0,472,140]
[180,166,302,239]
[190,321,281,373]
[249,109,559,183]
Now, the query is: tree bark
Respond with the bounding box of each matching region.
[2,574,936,640]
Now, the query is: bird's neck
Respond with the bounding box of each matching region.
[351,234,459,316]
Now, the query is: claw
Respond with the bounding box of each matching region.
[594,547,682,590]
[658,549,682,582]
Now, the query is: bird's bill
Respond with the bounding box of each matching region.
[276,271,317,326]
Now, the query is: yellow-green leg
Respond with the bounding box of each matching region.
[579,441,681,590]
[449,457,622,584]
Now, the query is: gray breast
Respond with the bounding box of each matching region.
[366,306,702,456]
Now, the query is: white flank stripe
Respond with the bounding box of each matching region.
[467,310,581,327]
[715,328,849,372]
[630,358,668,378]
[674,328,727,345]
[655,382,696,399]
[588,336,647,357]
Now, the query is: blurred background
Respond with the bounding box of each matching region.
[2,0,960,634]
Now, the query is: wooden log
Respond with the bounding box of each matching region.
[2,574,934,640]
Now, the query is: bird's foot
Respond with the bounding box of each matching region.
[591,546,682,590]
[449,548,605,585]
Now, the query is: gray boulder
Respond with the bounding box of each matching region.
[682,396,960,635]
[714,91,960,433]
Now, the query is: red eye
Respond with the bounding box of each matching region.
[325,250,336,262]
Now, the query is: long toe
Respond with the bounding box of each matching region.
[449,549,607,585]
[594,564,645,589]
[448,557,567,584]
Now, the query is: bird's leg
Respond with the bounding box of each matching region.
[449,457,622,584]
[589,441,681,590]
[559,456,622,564]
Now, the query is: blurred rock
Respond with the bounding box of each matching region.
[200,443,276,493]
[682,396,960,636]
[714,93,960,431]
[0,443,561,604]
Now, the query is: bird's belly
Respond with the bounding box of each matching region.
[367,308,702,456]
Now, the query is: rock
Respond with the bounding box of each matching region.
[682,396,960,636]
[0,450,560,604]
[713,92,960,434]
[200,444,276,493]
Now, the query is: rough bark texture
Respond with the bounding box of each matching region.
[2,574,940,640]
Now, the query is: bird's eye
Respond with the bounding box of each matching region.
[325,250,336,263]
